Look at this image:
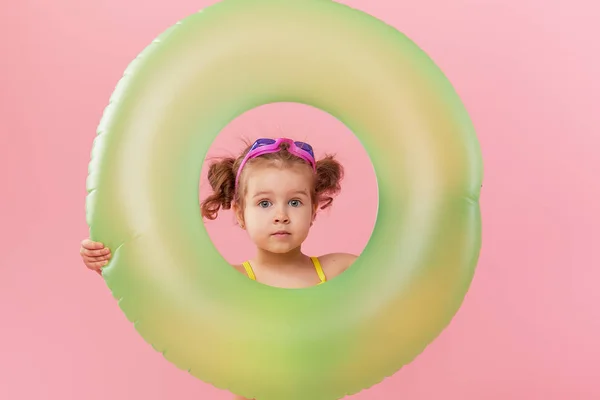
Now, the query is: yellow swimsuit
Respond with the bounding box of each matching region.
[242,257,326,285]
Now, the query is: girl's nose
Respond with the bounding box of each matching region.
[274,210,290,224]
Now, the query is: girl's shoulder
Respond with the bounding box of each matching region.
[317,252,358,279]
[233,263,246,275]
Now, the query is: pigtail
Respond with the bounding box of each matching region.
[314,155,344,209]
[200,157,236,220]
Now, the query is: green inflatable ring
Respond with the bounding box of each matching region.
[86,0,483,399]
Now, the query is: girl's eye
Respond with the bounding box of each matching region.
[289,200,302,207]
[258,200,272,208]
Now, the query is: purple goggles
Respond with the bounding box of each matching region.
[235,138,316,189]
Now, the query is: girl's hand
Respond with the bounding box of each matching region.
[80,238,111,274]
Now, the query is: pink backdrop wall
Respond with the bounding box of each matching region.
[1,0,598,399]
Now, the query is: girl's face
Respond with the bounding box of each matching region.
[236,163,316,254]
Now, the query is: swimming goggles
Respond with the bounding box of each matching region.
[234,138,316,189]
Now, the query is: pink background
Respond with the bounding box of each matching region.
[1,0,598,399]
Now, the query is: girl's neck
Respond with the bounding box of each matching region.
[254,246,308,270]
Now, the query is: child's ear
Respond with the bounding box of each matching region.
[311,202,318,226]
[233,203,245,229]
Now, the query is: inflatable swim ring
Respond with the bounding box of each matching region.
[86,0,483,399]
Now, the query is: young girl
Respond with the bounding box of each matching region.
[80,137,357,399]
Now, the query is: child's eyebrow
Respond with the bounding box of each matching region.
[252,190,273,198]
[291,190,309,196]
[251,189,308,198]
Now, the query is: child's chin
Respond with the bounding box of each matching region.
[269,247,294,254]
[264,243,298,254]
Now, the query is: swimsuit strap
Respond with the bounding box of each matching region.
[311,256,327,284]
[242,261,256,280]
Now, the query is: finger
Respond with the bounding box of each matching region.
[83,256,111,267]
[83,254,111,264]
[86,260,109,271]
[81,238,104,250]
[81,248,111,257]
